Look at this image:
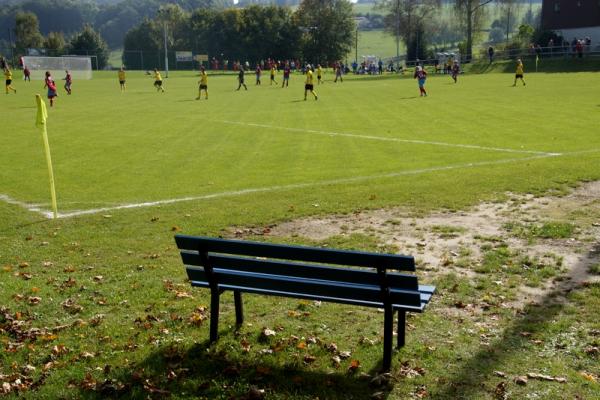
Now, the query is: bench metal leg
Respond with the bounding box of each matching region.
[397,310,406,348]
[234,291,244,326]
[209,289,220,343]
[383,304,393,371]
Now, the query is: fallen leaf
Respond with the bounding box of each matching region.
[348,359,360,372]
[339,351,351,359]
[579,372,597,382]
[526,373,566,383]
[28,296,42,305]
[514,376,528,385]
[303,355,316,364]
[174,291,193,299]
[414,385,428,398]
[326,342,338,353]
[261,328,276,338]
[494,381,508,400]
[370,372,392,387]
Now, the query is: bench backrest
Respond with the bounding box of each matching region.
[175,235,424,310]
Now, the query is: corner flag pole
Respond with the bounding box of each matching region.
[35,94,58,219]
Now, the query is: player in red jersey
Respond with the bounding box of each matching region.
[44,71,58,106]
[413,65,427,97]
[63,70,72,94]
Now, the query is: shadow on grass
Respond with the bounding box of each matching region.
[77,339,395,399]
[436,242,600,398]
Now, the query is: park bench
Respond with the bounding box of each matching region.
[175,235,435,370]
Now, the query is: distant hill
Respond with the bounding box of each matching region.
[0,0,235,49]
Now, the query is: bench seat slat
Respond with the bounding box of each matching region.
[176,235,415,271]
[180,251,419,290]
[188,279,430,312]
[186,267,423,308]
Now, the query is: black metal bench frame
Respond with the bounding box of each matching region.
[175,235,435,370]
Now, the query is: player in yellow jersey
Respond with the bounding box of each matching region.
[118,67,126,91]
[304,65,317,101]
[513,59,526,86]
[153,68,165,92]
[316,64,323,84]
[196,66,208,100]
[270,65,277,85]
[4,67,16,94]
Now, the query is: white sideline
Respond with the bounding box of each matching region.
[215,120,561,157]
[1,154,556,219]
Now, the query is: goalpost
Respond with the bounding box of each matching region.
[22,56,93,80]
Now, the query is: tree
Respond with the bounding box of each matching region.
[14,11,44,54]
[122,18,161,69]
[294,0,354,64]
[377,0,440,61]
[68,24,109,69]
[44,31,66,56]
[454,0,494,62]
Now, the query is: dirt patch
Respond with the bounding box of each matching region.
[229,181,600,304]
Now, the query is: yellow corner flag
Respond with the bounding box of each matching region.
[35,94,58,219]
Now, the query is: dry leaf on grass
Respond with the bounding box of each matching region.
[526,373,567,383]
[348,359,360,372]
[261,328,276,338]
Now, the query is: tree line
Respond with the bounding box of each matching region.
[122,1,354,69]
[0,0,235,48]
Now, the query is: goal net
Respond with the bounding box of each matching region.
[23,56,93,80]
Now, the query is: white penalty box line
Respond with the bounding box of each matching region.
[2,153,560,219]
[214,120,561,157]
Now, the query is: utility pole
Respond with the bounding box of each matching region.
[7,28,15,66]
[164,22,169,77]
[395,0,400,61]
[506,6,510,43]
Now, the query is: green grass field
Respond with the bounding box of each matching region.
[1,65,600,399]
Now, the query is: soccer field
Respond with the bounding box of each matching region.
[2,69,600,220]
[2,68,600,399]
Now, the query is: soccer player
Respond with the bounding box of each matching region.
[451,61,460,84]
[118,67,126,91]
[513,59,526,86]
[316,64,323,84]
[270,65,277,85]
[304,65,317,101]
[236,68,248,91]
[413,65,427,97]
[282,63,290,88]
[23,66,31,82]
[44,71,58,106]
[196,66,208,100]
[153,68,165,92]
[63,70,72,94]
[4,67,16,94]
[255,65,261,85]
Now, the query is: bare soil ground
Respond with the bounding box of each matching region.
[231,181,600,306]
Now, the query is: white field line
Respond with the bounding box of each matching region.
[0,194,54,218]
[1,154,557,219]
[215,120,561,156]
